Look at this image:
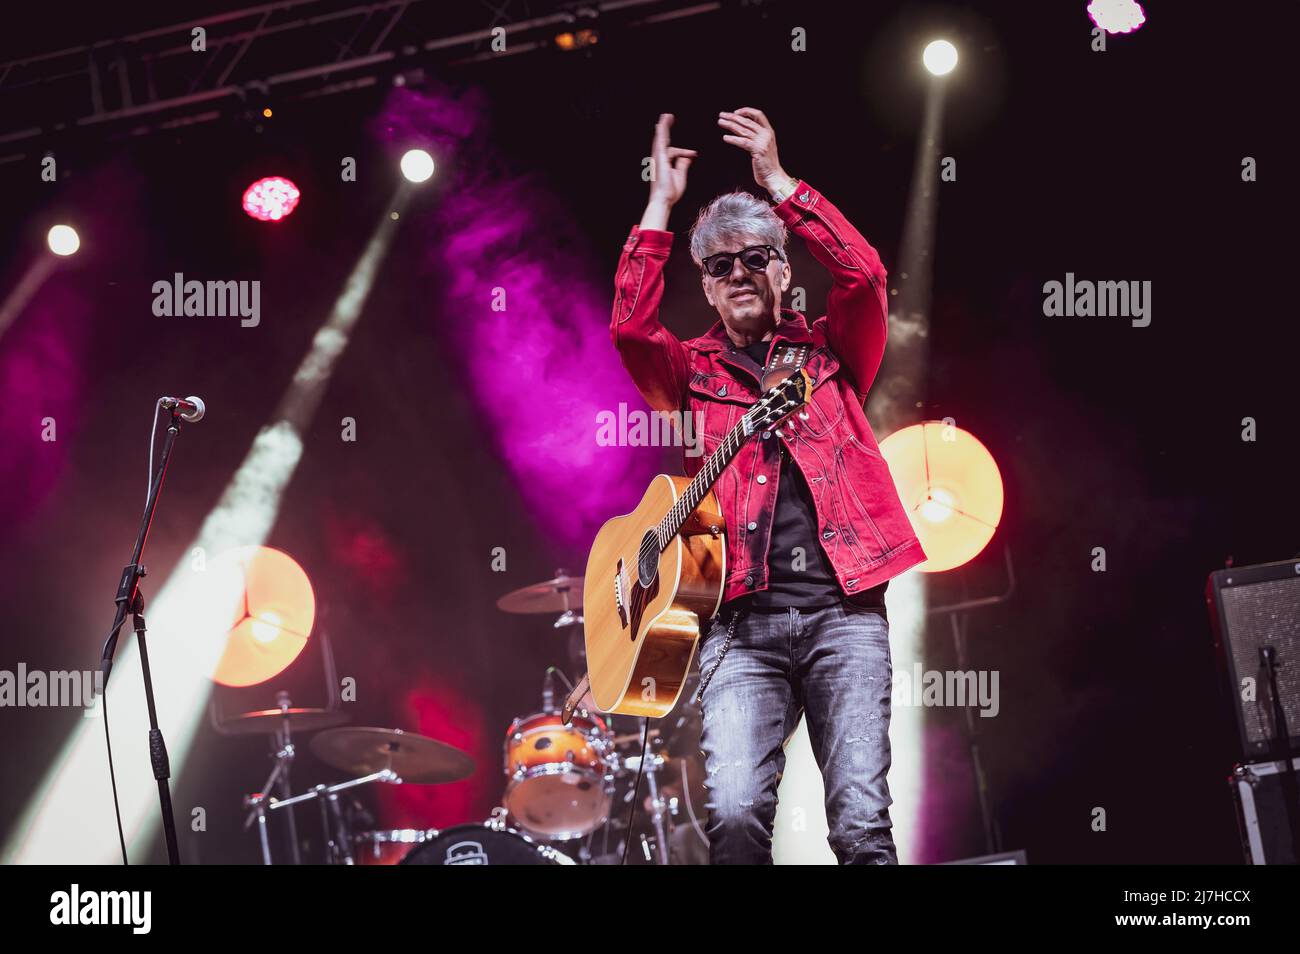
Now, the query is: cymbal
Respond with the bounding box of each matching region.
[496,575,584,615]
[216,706,349,736]
[310,727,475,784]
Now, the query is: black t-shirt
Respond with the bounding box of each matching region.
[735,339,887,613]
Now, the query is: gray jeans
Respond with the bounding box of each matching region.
[695,601,896,864]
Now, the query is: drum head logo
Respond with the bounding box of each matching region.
[445,840,489,865]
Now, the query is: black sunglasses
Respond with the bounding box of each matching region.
[701,244,784,279]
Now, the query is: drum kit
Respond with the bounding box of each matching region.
[225,571,708,865]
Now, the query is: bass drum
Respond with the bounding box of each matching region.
[353,829,436,865]
[399,824,575,866]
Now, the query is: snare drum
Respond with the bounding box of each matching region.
[503,710,614,840]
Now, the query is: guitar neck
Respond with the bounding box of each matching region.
[655,421,748,549]
[651,366,810,552]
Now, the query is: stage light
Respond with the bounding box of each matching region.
[400,149,435,183]
[919,486,958,524]
[46,225,80,256]
[1088,0,1146,34]
[251,611,283,644]
[879,421,1004,573]
[242,175,301,222]
[922,39,958,76]
[555,29,598,51]
[188,545,316,688]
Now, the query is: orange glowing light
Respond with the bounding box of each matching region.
[193,546,316,686]
[262,107,273,118]
[878,421,1004,573]
[554,29,597,50]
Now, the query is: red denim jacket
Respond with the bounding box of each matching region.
[610,180,926,606]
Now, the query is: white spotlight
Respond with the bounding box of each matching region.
[400,149,435,183]
[922,39,959,77]
[47,224,81,256]
[1088,0,1146,35]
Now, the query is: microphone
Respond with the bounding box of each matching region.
[159,395,206,423]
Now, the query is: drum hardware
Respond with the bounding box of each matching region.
[609,718,683,865]
[244,768,400,865]
[240,741,300,864]
[620,748,671,865]
[239,724,473,865]
[316,782,353,865]
[499,570,589,673]
[645,750,673,865]
[228,690,343,865]
[306,727,474,864]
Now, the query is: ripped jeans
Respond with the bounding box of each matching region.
[695,601,896,864]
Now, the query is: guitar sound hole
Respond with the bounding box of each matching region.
[637,530,659,589]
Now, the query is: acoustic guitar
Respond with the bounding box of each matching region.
[578,368,812,718]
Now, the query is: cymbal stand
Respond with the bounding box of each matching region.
[238,692,303,864]
[244,768,398,865]
[625,748,671,865]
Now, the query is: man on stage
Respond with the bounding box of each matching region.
[609,109,926,864]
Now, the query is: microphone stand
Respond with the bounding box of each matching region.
[99,405,186,865]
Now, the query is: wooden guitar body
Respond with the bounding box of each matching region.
[582,475,725,718]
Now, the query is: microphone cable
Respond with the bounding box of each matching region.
[102,689,129,864]
[621,717,653,865]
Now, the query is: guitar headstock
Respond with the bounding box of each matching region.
[744,368,812,436]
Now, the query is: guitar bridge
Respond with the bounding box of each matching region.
[614,558,629,629]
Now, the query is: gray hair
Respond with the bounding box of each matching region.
[687,191,788,266]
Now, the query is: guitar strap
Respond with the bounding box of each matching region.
[757,342,811,392]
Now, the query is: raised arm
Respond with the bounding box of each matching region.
[772,181,889,394]
[718,107,890,394]
[610,114,697,414]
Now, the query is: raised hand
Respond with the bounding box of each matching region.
[649,113,697,205]
[718,107,790,195]
[641,113,697,230]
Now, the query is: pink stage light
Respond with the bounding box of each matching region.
[242,175,301,222]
